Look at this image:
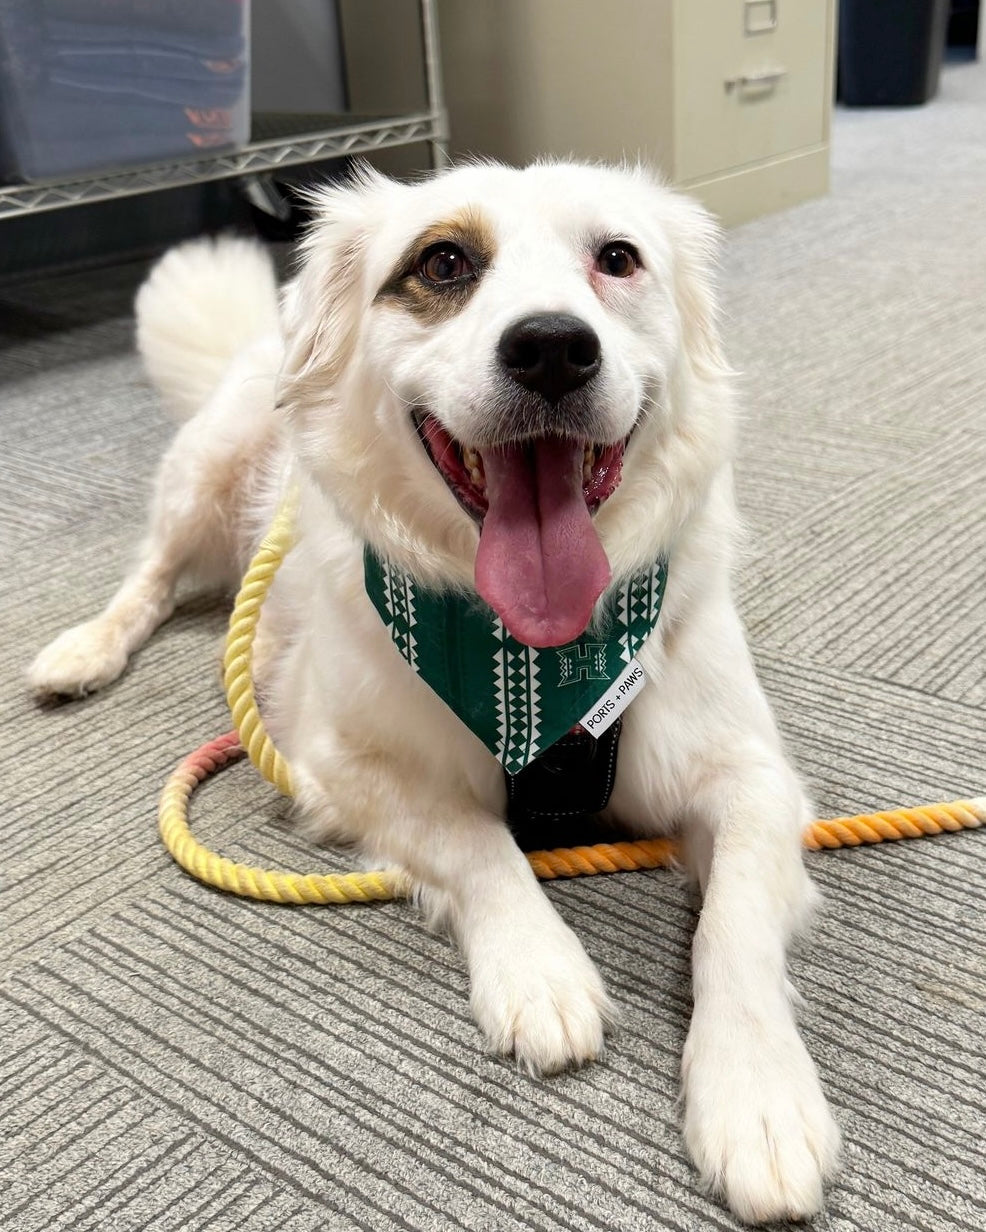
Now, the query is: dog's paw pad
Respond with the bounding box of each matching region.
[28,621,128,697]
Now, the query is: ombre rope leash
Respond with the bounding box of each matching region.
[157,497,985,905]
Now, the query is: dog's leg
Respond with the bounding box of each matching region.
[615,605,842,1223]
[28,533,184,698]
[28,435,206,697]
[28,372,277,698]
[450,828,618,1076]
[293,761,616,1075]
[676,748,841,1224]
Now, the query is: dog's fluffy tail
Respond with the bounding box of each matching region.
[135,236,280,423]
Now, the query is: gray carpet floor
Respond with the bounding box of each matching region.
[3,62,985,1232]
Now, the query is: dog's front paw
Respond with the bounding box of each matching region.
[28,620,128,697]
[468,922,616,1076]
[682,1005,841,1224]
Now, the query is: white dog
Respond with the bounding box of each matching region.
[30,160,841,1223]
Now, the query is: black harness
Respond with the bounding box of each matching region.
[504,720,623,851]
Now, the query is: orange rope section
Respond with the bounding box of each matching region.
[804,800,986,848]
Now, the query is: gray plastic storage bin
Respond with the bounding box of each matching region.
[0,0,250,182]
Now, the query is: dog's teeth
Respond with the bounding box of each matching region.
[461,446,485,489]
[583,445,595,484]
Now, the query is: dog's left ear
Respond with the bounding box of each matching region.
[278,164,392,411]
[661,190,730,384]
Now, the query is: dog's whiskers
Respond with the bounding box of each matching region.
[381,375,416,410]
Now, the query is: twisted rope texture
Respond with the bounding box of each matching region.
[222,495,296,797]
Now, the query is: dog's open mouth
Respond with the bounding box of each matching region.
[417,413,627,648]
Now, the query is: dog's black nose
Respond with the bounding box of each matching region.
[498,313,601,403]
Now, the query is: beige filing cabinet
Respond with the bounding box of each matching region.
[437,0,837,225]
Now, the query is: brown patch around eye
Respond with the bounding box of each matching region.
[375,206,495,325]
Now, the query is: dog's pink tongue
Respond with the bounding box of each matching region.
[475,437,611,647]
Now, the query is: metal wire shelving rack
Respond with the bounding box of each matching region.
[0,0,448,222]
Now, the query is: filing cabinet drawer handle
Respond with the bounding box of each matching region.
[724,69,788,94]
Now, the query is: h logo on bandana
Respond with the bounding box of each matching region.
[557,643,609,686]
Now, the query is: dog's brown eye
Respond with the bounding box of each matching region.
[418,243,473,284]
[597,242,639,278]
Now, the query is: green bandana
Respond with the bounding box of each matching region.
[364,550,668,774]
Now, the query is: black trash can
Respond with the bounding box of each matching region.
[838,0,951,105]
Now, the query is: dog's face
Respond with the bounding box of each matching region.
[282,161,733,647]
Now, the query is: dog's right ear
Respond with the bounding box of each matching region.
[278,165,392,411]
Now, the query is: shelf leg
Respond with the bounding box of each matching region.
[420,0,451,169]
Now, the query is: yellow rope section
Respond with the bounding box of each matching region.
[158,733,410,903]
[157,492,985,905]
[221,491,296,797]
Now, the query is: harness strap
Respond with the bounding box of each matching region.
[506,720,623,850]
